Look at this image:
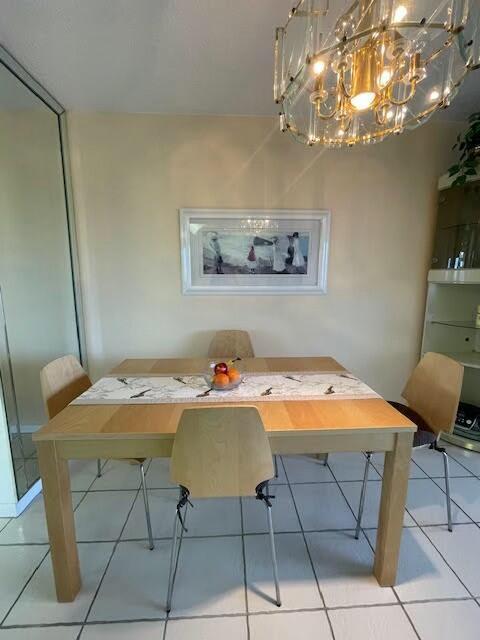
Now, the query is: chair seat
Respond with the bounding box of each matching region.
[388,401,437,448]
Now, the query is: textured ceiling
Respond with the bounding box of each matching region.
[0,0,477,119]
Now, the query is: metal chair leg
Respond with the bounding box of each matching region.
[166,512,180,613]
[355,452,372,539]
[166,489,190,613]
[442,450,453,532]
[139,463,154,550]
[274,455,279,478]
[266,503,281,607]
[97,459,102,478]
[322,453,329,466]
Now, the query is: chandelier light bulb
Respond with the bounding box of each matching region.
[275,0,480,148]
[378,68,393,88]
[312,59,325,75]
[351,91,376,111]
[393,5,408,22]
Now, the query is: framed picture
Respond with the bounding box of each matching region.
[180,208,330,295]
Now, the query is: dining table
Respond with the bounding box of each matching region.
[33,356,415,603]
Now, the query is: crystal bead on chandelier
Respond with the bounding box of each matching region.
[274,0,480,147]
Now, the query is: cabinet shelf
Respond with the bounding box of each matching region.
[442,352,480,369]
[429,319,479,329]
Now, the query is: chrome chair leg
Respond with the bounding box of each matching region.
[166,511,180,613]
[97,459,102,478]
[274,455,279,478]
[139,463,154,550]
[166,489,190,613]
[355,452,372,539]
[266,503,281,607]
[442,450,453,532]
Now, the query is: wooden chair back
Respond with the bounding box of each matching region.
[402,352,464,436]
[208,330,255,359]
[170,407,274,498]
[40,355,91,419]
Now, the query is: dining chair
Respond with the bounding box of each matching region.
[207,329,255,359]
[165,406,281,612]
[206,330,283,475]
[355,352,464,537]
[40,355,155,549]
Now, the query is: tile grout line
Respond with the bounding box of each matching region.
[373,447,479,530]
[0,464,106,629]
[239,495,251,640]
[11,520,467,549]
[418,524,478,600]
[1,595,480,630]
[407,452,478,527]
[69,469,478,493]
[441,443,480,477]
[70,459,110,515]
[328,453,426,640]
[325,454,420,637]
[362,452,473,608]
[4,453,480,634]
[0,519,11,534]
[77,459,155,638]
[361,528,422,640]
[0,546,51,627]
[281,456,336,640]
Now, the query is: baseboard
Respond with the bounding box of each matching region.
[0,478,42,517]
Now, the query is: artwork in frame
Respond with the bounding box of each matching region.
[180,209,330,295]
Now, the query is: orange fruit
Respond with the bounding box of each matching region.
[213,373,230,388]
[228,367,241,383]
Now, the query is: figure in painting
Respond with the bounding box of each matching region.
[247,245,257,273]
[286,235,294,266]
[272,236,286,273]
[292,232,305,272]
[210,232,224,274]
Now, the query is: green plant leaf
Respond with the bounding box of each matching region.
[466,168,478,176]
[453,174,468,187]
[448,164,460,176]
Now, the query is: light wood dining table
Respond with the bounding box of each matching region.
[33,356,415,603]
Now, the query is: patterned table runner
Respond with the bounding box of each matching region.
[72,373,379,405]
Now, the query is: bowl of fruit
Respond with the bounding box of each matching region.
[206,360,242,391]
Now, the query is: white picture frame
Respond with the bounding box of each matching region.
[180,208,330,295]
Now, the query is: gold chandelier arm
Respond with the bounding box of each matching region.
[316,103,338,120]
[376,109,386,126]
[388,80,417,106]
[339,75,352,100]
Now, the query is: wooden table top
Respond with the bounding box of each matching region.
[33,357,415,442]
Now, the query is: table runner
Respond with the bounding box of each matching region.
[72,372,379,405]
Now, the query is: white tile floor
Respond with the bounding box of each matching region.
[1,445,480,639]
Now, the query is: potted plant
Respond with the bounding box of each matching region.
[448,112,480,186]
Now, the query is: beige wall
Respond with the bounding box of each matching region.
[67,112,462,399]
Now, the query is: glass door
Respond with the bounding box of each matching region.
[0,59,81,499]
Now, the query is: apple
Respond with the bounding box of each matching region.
[214,362,228,375]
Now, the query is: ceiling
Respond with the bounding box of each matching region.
[0,0,478,119]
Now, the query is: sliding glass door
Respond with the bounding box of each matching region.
[0,57,81,499]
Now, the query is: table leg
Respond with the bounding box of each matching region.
[373,431,413,586]
[37,441,81,602]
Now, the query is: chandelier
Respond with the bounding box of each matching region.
[274,0,480,147]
